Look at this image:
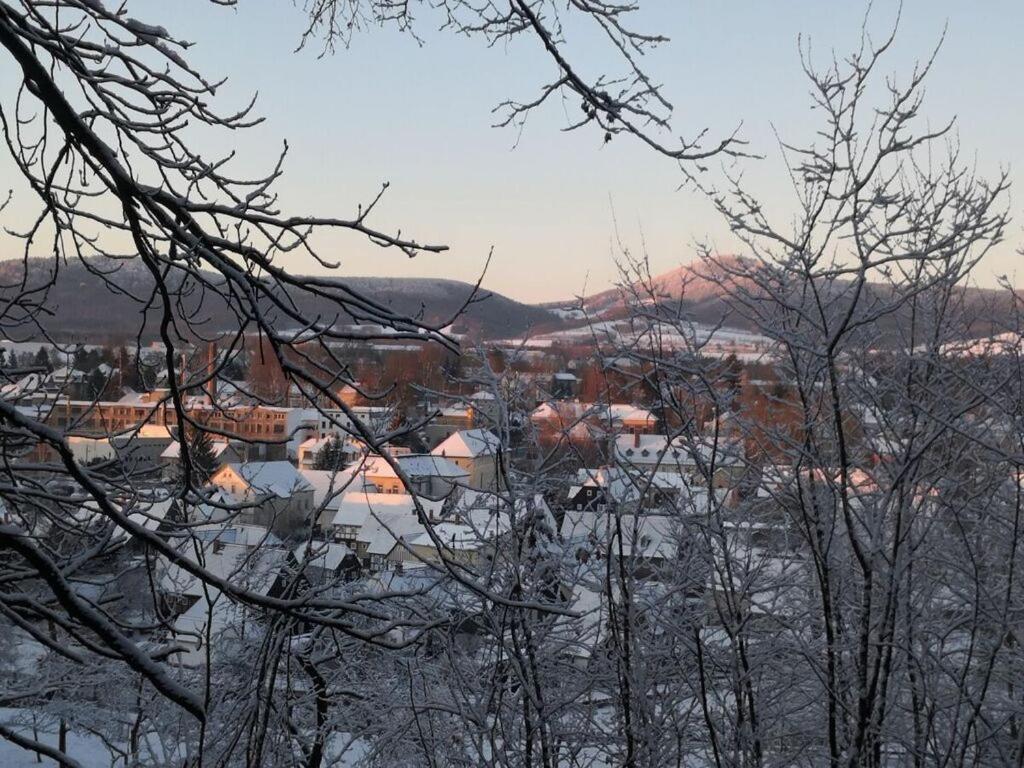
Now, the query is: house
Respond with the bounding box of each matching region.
[530,400,589,431]
[431,429,502,490]
[530,401,657,440]
[208,462,315,535]
[66,435,117,465]
[293,540,361,585]
[112,424,177,475]
[356,454,469,498]
[329,491,444,553]
[361,569,478,642]
[613,434,744,488]
[560,508,682,573]
[426,406,473,445]
[297,436,357,470]
[550,372,579,399]
[159,524,301,666]
[54,495,178,557]
[160,438,244,479]
[605,404,657,435]
[554,567,673,666]
[405,522,490,567]
[0,371,49,402]
[566,466,721,513]
[356,508,431,571]
[47,364,86,391]
[298,466,373,533]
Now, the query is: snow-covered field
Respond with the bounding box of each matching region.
[494,318,775,360]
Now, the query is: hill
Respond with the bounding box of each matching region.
[551,254,1015,344]
[0,258,560,343]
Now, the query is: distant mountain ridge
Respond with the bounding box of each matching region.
[0,258,561,343]
[550,254,1015,342]
[0,255,1012,345]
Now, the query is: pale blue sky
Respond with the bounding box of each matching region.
[2,1,1020,301]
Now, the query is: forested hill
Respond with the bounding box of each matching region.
[550,255,1018,343]
[0,258,561,343]
[1,256,1011,347]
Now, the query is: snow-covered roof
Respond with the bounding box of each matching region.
[439,405,472,419]
[48,365,84,382]
[569,466,722,508]
[408,522,484,552]
[441,488,551,536]
[561,509,679,560]
[124,497,176,533]
[130,424,175,439]
[164,542,291,660]
[576,465,688,491]
[66,435,116,463]
[65,496,175,540]
[294,541,355,571]
[613,434,743,468]
[298,467,363,509]
[192,522,284,549]
[298,436,334,452]
[531,401,587,422]
[359,454,469,481]
[330,491,443,529]
[217,462,313,498]
[604,403,655,424]
[333,492,409,528]
[359,509,430,557]
[161,439,235,460]
[161,531,286,598]
[530,401,655,427]
[116,389,151,405]
[0,372,44,399]
[431,428,500,459]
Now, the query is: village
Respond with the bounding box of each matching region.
[3,313,952,688]
[1,0,1021,763]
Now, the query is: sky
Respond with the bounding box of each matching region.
[1,1,1021,303]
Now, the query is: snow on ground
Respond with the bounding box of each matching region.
[0,708,373,767]
[0,708,185,768]
[0,709,115,767]
[547,307,587,321]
